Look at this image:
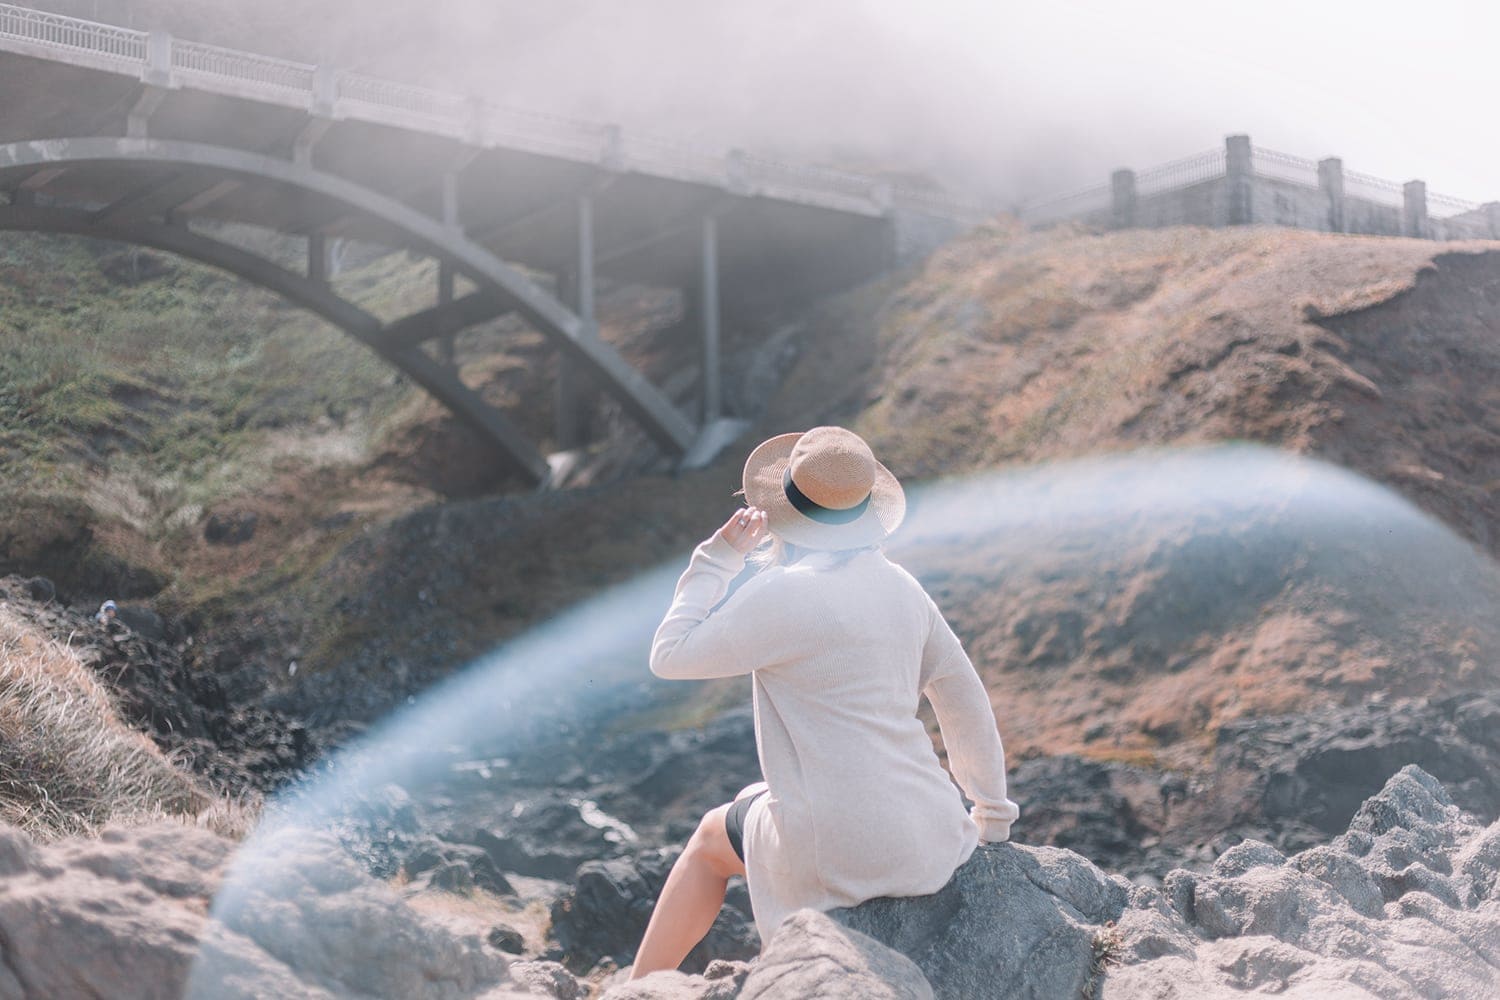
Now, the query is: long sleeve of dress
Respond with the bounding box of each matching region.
[651,535,826,680]
[920,602,1021,843]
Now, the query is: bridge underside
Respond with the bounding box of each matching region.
[0,48,896,485]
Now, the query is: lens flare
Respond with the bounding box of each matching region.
[187,443,1500,995]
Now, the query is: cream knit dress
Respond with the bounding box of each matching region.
[650,534,1021,943]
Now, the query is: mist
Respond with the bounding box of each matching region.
[27,0,1500,207]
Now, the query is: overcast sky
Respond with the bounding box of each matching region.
[383,0,1498,208]
[42,0,1500,207]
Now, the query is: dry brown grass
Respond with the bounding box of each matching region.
[0,607,258,839]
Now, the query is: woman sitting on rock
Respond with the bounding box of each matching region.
[629,426,1020,979]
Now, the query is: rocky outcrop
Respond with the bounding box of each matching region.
[0,820,540,999]
[0,756,1492,1000]
[740,911,931,1000]
[1110,765,1500,998]
[833,840,1130,999]
[616,766,1498,999]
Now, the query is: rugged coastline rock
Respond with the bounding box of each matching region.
[0,757,1493,999]
[615,766,1498,999]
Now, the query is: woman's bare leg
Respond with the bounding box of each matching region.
[629,803,747,980]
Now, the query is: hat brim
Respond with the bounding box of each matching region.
[741,432,906,551]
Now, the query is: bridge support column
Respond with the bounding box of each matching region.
[1225,134,1253,226]
[1485,202,1500,239]
[308,233,329,285]
[1403,180,1428,239]
[1318,157,1345,233]
[555,193,596,450]
[437,259,457,366]
[1110,169,1137,229]
[699,212,722,424]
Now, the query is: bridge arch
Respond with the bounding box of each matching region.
[0,137,702,485]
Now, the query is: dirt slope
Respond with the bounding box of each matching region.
[819,221,1500,764]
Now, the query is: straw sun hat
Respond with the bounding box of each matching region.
[741,426,906,551]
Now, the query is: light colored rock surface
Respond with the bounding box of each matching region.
[601,959,749,1000]
[0,820,526,999]
[0,766,1495,999]
[0,823,230,1000]
[1106,766,1500,999]
[192,825,512,998]
[739,910,932,1000]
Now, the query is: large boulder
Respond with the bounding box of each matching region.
[195,825,514,998]
[741,911,931,1000]
[833,841,1131,999]
[1109,765,1500,999]
[0,820,534,999]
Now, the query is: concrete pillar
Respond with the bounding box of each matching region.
[1111,169,1137,229]
[143,30,173,88]
[725,148,752,196]
[1484,202,1500,239]
[308,233,328,285]
[600,124,625,172]
[555,193,595,450]
[1318,157,1345,234]
[699,213,722,425]
[1225,134,1253,226]
[436,259,456,366]
[441,170,461,229]
[311,66,339,118]
[1403,180,1428,239]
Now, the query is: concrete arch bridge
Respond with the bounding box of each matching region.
[0,2,977,485]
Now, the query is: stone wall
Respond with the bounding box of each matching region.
[1137,177,1226,228]
[1038,134,1500,243]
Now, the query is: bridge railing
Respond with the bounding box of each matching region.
[0,1,982,222]
[1136,147,1226,196]
[172,38,316,97]
[0,1,143,66]
[1020,134,1497,241]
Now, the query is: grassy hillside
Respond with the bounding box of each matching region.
[11,218,1500,780]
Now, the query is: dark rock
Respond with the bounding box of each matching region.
[114,604,166,641]
[471,797,622,880]
[1217,693,1500,836]
[833,843,1130,1000]
[204,510,259,546]
[488,924,526,954]
[429,860,474,893]
[96,247,176,284]
[550,849,758,975]
[26,576,55,602]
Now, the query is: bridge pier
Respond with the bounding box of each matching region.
[308,233,329,285]
[699,212,721,423]
[436,258,457,366]
[1318,158,1345,234]
[555,192,596,451]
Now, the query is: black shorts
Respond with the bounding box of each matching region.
[724,789,768,863]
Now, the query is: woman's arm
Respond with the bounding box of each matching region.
[649,508,770,680]
[920,602,1021,843]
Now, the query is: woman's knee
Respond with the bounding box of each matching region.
[684,803,741,877]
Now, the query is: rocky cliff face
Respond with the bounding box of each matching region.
[0,766,1489,998]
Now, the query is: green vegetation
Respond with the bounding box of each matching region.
[0,233,421,519]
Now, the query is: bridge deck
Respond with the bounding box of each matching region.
[0,5,911,310]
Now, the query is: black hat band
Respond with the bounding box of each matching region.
[783,467,872,525]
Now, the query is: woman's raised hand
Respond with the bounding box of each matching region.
[718,506,768,554]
